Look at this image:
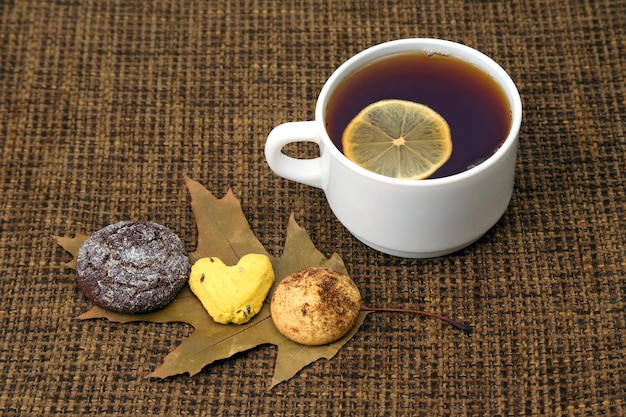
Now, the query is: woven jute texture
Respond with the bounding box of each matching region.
[1,0,624,415]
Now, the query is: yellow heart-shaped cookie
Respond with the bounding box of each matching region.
[189,254,274,324]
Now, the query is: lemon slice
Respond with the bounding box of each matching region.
[342,99,452,180]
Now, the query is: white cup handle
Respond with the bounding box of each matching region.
[265,121,325,189]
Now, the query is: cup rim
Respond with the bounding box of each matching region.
[315,38,523,186]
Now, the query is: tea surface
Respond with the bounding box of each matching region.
[325,53,512,178]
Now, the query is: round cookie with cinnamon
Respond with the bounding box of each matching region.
[76,221,189,313]
[270,267,362,346]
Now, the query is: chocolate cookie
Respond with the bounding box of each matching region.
[76,221,189,313]
[270,267,362,346]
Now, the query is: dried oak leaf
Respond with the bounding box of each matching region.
[55,177,369,388]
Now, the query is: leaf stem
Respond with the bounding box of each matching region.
[361,306,472,334]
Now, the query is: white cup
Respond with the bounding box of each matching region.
[265,39,522,258]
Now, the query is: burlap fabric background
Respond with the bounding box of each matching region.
[1,0,624,415]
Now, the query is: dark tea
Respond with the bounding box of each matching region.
[325,52,512,178]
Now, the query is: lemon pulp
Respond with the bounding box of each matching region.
[342,99,452,180]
